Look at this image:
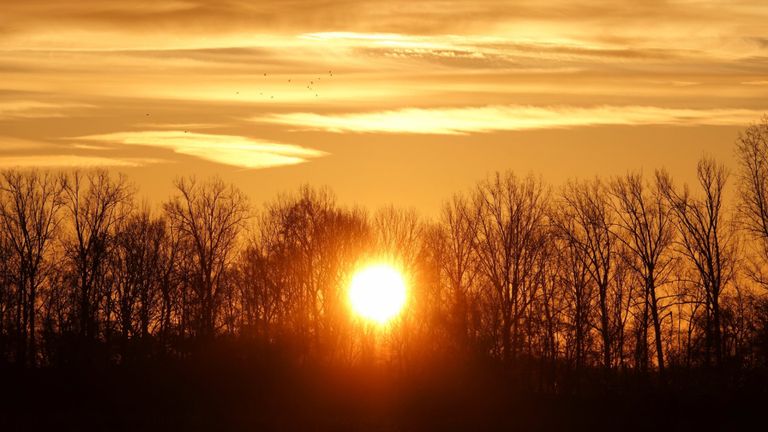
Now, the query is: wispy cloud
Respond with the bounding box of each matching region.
[0,137,46,150]
[259,105,765,135]
[0,101,91,119]
[133,122,222,130]
[76,131,327,169]
[0,155,159,168]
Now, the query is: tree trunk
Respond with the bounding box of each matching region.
[599,283,611,369]
[648,276,665,375]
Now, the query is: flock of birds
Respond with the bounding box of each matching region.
[252,69,334,100]
[145,70,335,124]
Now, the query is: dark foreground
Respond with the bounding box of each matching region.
[1,353,766,432]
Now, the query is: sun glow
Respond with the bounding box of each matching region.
[348,264,408,325]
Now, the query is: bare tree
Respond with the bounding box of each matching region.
[236,233,283,341]
[530,235,568,388]
[61,170,134,341]
[555,179,615,369]
[431,194,481,351]
[109,208,168,359]
[471,172,549,361]
[373,205,428,364]
[0,229,11,363]
[609,245,639,370]
[658,158,735,366]
[374,205,423,271]
[735,116,768,288]
[552,221,593,370]
[0,170,64,365]
[156,218,181,348]
[164,177,249,338]
[610,173,675,374]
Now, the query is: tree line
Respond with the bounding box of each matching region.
[2,119,768,386]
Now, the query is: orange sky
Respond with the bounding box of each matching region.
[1,0,767,214]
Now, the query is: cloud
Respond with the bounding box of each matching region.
[133,122,223,130]
[0,100,91,119]
[76,131,327,169]
[0,155,159,168]
[258,105,766,135]
[0,137,47,150]
[302,32,688,69]
[0,135,164,167]
[3,1,766,44]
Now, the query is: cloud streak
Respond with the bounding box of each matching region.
[259,105,765,135]
[0,101,91,119]
[0,155,160,168]
[76,131,327,169]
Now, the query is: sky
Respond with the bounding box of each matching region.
[1,0,767,214]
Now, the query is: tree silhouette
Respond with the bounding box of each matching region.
[163,176,248,339]
[659,158,734,367]
[609,173,675,374]
[2,124,768,425]
[556,179,616,370]
[0,170,63,366]
[61,170,133,349]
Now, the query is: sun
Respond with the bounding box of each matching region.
[348,263,408,325]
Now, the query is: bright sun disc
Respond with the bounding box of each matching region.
[349,264,407,324]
